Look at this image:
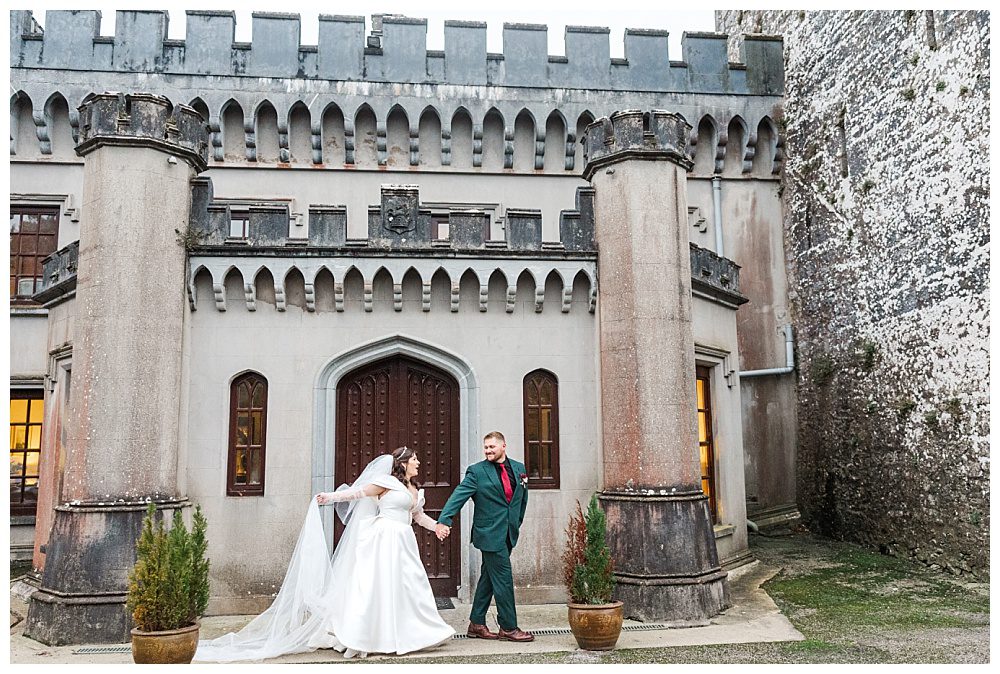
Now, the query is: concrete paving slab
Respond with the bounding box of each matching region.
[9,561,802,664]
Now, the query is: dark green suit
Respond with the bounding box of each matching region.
[438,458,528,630]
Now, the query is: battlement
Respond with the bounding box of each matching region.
[190,183,596,254]
[581,110,692,179]
[10,10,783,94]
[76,91,209,170]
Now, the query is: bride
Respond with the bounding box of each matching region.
[195,446,456,662]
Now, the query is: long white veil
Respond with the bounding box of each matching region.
[194,455,394,662]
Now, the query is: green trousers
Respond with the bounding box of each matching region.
[470,545,517,630]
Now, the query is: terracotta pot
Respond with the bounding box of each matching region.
[567,601,624,650]
[130,621,200,664]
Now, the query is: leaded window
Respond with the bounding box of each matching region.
[523,369,559,489]
[696,366,719,523]
[10,206,59,302]
[227,372,267,496]
[10,390,43,515]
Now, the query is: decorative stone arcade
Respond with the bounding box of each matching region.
[24,93,208,644]
[583,110,728,623]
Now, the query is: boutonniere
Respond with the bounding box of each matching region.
[519,473,528,488]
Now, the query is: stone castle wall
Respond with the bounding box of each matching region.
[716,10,989,575]
[11,10,781,93]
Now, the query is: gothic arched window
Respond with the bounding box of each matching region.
[523,369,560,489]
[227,372,268,496]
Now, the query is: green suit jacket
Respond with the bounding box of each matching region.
[437,459,528,552]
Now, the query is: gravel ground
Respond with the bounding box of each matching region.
[369,530,990,665]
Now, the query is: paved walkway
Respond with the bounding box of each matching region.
[9,561,802,664]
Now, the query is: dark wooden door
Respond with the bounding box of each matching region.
[336,356,461,596]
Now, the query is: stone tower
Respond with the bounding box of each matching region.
[584,110,728,622]
[24,93,208,644]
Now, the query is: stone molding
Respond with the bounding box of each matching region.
[188,255,598,315]
[10,83,783,174]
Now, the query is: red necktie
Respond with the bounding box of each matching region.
[500,464,513,503]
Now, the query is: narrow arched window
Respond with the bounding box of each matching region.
[523,369,559,489]
[227,372,268,496]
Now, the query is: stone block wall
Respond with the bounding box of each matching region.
[716,10,989,576]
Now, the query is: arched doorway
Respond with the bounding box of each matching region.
[335,355,461,596]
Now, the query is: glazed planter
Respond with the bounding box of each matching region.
[130,621,200,664]
[567,601,624,650]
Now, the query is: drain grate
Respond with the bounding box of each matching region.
[72,645,132,654]
[72,624,673,649]
[452,623,668,639]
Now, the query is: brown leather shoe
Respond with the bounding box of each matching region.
[498,627,535,642]
[467,622,500,640]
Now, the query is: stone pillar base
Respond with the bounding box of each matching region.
[600,490,729,623]
[613,569,729,624]
[24,588,130,645]
[23,498,187,645]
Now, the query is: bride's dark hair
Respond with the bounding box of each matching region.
[391,446,420,488]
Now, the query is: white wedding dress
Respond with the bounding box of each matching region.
[195,456,455,662]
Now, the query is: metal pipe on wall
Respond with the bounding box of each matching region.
[712,175,724,257]
[739,325,795,378]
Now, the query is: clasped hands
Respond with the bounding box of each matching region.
[434,523,451,541]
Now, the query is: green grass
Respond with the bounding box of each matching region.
[357,532,990,665]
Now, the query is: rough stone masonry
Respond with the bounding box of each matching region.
[716,10,989,576]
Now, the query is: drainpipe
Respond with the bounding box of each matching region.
[712,175,724,257]
[739,325,795,378]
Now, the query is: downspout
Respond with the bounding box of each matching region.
[712,175,724,257]
[739,325,795,378]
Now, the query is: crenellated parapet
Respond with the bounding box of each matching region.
[190,183,598,253]
[76,91,209,170]
[582,109,693,179]
[34,241,79,305]
[690,244,748,309]
[10,10,783,95]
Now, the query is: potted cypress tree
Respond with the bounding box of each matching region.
[562,494,623,650]
[126,503,210,664]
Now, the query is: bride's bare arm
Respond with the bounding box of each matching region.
[316,483,386,504]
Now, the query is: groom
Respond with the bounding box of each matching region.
[435,431,534,642]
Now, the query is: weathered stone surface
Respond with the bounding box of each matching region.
[449,209,490,249]
[690,243,748,308]
[248,205,289,246]
[587,110,726,621]
[558,186,596,252]
[35,241,79,304]
[368,185,432,249]
[12,10,784,92]
[308,205,347,247]
[76,91,208,170]
[506,209,543,251]
[602,491,729,623]
[717,10,990,576]
[583,109,693,180]
[24,92,205,644]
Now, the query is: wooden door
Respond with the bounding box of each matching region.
[336,356,461,596]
